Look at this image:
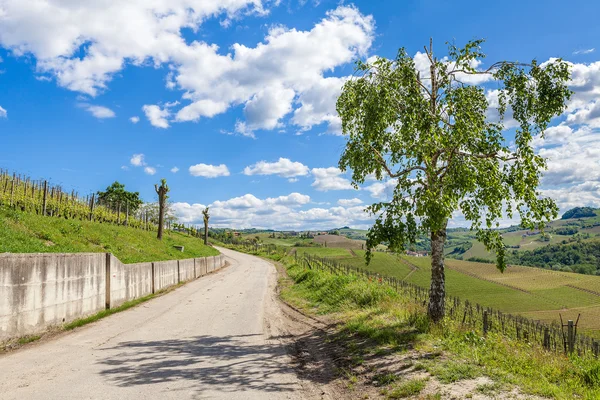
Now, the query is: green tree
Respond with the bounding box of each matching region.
[97,181,143,225]
[336,39,571,322]
[202,207,210,245]
[154,179,170,240]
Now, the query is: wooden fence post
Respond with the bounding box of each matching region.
[483,310,489,336]
[42,180,48,216]
[544,327,550,350]
[568,320,575,355]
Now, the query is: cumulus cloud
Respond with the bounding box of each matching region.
[144,166,157,175]
[130,116,140,123]
[0,106,6,118]
[170,167,179,173]
[142,104,170,128]
[189,163,230,178]
[364,179,398,200]
[172,192,372,230]
[243,158,309,178]
[0,3,374,134]
[80,104,115,119]
[130,154,146,167]
[311,167,354,191]
[338,198,363,206]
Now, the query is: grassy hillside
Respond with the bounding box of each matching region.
[0,207,218,263]
[279,256,600,399]
[293,246,600,337]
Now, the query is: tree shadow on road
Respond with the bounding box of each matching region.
[98,333,311,395]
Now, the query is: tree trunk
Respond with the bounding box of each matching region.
[157,199,165,240]
[428,227,447,322]
[204,221,209,245]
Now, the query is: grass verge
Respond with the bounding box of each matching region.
[279,256,600,400]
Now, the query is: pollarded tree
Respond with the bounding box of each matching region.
[202,207,210,245]
[154,179,170,240]
[336,39,571,322]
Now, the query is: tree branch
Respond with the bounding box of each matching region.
[369,145,426,178]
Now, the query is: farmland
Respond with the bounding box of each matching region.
[295,246,600,338]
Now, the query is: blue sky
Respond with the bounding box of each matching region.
[0,0,599,229]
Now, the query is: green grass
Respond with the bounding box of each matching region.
[0,207,218,263]
[329,250,600,335]
[280,257,600,399]
[294,247,353,258]
[387,378,427,398]
[17,335,41,345]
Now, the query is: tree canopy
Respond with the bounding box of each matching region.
[97,181,143,212]
[336,39,571,320]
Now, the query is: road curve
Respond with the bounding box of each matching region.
[0,248,306,400]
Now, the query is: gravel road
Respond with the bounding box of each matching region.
[0,248,309,400]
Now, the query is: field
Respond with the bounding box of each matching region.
[0,206,219,263]
[240,232,317,247]
[293,246,600,338]
[313,234,366,249]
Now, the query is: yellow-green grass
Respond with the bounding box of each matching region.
[311,249,600,336]
[0,207,218,263]
[295,247,353,258]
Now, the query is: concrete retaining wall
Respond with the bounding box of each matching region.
[153,260,179,292]
[0,251,226,340]
[178,259,195,282]
[109,256,153,308]
[0,253,106,340]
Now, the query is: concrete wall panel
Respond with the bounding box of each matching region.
[110,257,153,308]
[153,260,179,292]
[178,259,195,282]
[0,253,106,340]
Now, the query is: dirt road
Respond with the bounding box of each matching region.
[0,248,311,400]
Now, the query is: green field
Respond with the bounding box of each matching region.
[293,246,600,337]
[0,207,219,263]
[241,232,313,247]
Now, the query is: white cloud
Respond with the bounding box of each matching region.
[0,106,6,118]
[130,153,146,167]
[120,165,129,170]
[142,104,170,128]
[573,48,595,55]
[364,179,398,200]
[144,166,157,175]
[311,167,354,191]
[189,163,230,178]
[566,100,600,128]
[130,116,140,124]
[243,157,309,178]
[0,3,374,134]
[170,167,179,173]
[338,198,362,206]
[81,104,115,119]
[172,192,372,230]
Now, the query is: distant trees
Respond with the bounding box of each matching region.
[154,179,169,240]
[507,241,600,275]
[562,207,597,220]
[336,39,571,321]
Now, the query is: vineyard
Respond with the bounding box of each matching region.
[0,169,156,230]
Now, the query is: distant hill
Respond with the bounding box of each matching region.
[562,207,599,220]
